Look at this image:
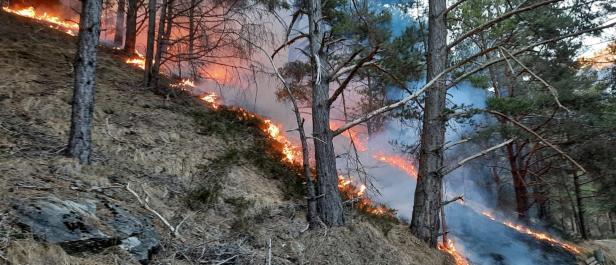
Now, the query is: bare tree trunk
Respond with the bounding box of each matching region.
[410,0,447,248]
[307,0,344,226]
[123,0,137,54]
[144,0,157,86]
[609,212,616,235]
[188,0,197,79]
[114,0,126,47]
[153,0,172,89]
[573,171,588,239]
[68,0,102,164]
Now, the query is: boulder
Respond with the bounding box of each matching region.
[12,196,160,264]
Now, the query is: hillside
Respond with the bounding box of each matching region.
[0,11,450,265]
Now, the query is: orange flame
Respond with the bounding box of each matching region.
[438,239,469,265]
[2,6,78,36]
[126,51,146,69]
[373,153,418,179]
[170,78,196,90]
[263,120,300,163]
[338,175,395,217]
[199,93,219,110]
[479,211,581,254]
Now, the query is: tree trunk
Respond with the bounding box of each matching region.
[153,0,172,89]
[123,0,137,54]
[188,0,197,79]
[144,0,157,86]
[573,171,588,239]
[609,212,616,235]
[67,0,102,164]
[506,142,529,221]
[307,0,344,227]
[113,0,126,47]
[410,0,447,248]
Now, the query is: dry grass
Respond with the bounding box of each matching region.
[0,11,450,265]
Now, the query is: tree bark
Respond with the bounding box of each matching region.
[114,0,126,47]
[68,0,103,164]
[123,0,137,54]
[410,0,448,248]
[573,171,588,239]
[307,0,344,227]
[144,0,157,86]
[506,142,530,221]
[188,0,197,79]
[609,212,616,235]
[153,0,172,89]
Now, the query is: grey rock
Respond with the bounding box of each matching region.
[12,196,160,264]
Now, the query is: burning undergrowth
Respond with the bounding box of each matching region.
[189,103,400,220]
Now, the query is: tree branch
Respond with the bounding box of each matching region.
[328,46,379,106]
[442,139,515,176]
[448,0,562,49]
[487,110,586,173]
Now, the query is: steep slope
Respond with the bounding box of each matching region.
[0,11,450,265]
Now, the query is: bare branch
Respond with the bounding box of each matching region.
[328,46,379,106]
[441,139,515,176]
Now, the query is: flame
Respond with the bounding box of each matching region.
[438,239,469,265]
[373,153,418,179]
[170,78,196,90]
[479,211,581,254]
[263,120,300,163]
[337,175,395,217]
[2,6,79,36]
[199,93,219,110]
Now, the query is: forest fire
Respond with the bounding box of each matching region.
[199,93,219,110]
[170,79,196,90]
[338,175,395,217]
[438,239,469,265]
[2,6,78,35]
[480,211,581,254]
[263,119,300,163]
[374,153,418,179]
[126,52,146,69]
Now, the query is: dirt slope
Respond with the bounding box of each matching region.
[0,11,450,265]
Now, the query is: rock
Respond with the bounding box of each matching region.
[12,196,116,253]
[104,202,160,264]
[12,196,160,264]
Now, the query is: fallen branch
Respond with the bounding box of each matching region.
[441,138,515,176]
[126,182,184,239]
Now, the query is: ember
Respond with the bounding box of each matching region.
[480,211,581,254]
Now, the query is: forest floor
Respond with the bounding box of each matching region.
[0,11,451,265]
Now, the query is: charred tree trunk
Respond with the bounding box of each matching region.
[144,0,157,86]
[307,0,344,227]
[123,0,137,54]
[410,0,447,248]
[573,171,588,239]
[67,0,102,164]
[113,0,126,47]
[609,212,616,235]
